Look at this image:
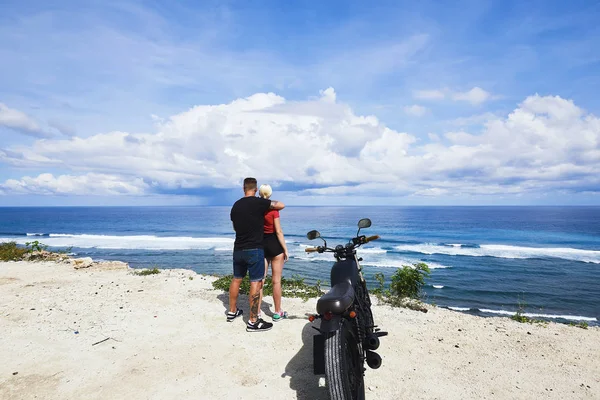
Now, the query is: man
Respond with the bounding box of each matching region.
[228,177,285,332]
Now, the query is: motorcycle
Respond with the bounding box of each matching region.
[305,218,387,400]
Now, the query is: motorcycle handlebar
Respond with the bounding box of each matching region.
[304,235,380,253]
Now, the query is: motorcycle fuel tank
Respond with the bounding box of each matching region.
[330,258,358,287]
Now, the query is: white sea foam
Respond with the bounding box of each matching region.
[0,234,234,250]
[447,306,597,322]
[360,260,450,269]
[432,285,444,289]
[448,306,470,311]
[289,243,449,269]
[394,243,600,264]
[357,247,388,254]
[26,233,46,236]
[478,308,597,322]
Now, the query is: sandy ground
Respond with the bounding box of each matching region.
[0,260,599,400]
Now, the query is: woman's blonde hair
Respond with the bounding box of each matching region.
[259,184,272,199]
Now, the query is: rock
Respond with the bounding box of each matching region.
[23,250,70,262]
[94,261,129,271]
[71,258,128,271]
[72,257,94,269]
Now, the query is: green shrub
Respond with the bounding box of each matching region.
[212,274,325,302]
[25,240,48,253]
[511,313,532,323]
[576,321,588,329]
[390,262,431,299]
[511,295,547,324]
[134,268,161,276]
[369,267,431,312]
[0,242,28,261]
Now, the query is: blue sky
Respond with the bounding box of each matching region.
[1,0,599,206]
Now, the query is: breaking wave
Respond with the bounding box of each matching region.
[394,243,600,264]
[447,306,597,322]
[0,234,234,250]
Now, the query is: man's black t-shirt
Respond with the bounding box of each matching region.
[230,196,272,251]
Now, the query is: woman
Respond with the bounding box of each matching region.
[259,184,289,321]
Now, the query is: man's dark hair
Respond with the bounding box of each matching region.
[243,177,258,192]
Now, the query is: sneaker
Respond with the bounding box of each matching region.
[246,318,273,332]
[272,311,288,322]
[226,308,243,322]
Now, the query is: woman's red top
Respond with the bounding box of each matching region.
[263,209,280,234]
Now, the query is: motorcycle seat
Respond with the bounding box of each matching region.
[317,281,355,315]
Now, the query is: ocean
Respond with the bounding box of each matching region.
[1,206,599,326]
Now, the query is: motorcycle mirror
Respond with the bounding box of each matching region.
[358,218,371,229]
[306,230,321,240]
[357,218,371,237]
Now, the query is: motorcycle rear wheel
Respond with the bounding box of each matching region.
[324,319,365,400]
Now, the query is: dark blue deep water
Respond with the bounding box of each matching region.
[1,206,599,325]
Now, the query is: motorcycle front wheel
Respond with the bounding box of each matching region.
[324,319,365,400]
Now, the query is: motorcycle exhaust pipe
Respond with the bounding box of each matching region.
[366,350,382,369]
[365,334,380,350]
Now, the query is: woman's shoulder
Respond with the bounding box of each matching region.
[265,209,280,217]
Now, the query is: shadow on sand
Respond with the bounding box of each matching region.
[216,292,305,321]
[216,291,327,398]
[284,321,329,400]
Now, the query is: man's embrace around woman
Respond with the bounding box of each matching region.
[228,177,287,332]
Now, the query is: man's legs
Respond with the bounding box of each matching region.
[246,249,271,330]
[229,277,243,313]
[229,250,247,314]
[249,280,263,323]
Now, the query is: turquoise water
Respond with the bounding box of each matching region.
[1,206,599,325]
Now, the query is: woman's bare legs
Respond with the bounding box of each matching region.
[270,253,285,313]
[258,258,268,317]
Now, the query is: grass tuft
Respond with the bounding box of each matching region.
[0,242,28,261]
[510,295,547,324]
[570,321,589,329]
[134,268,161,276]
[212,274,324,302]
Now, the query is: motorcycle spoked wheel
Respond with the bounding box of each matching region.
[324,319,365,400]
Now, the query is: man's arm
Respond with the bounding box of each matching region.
[270,200,285,210]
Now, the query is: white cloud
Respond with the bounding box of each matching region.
[449,112,499,126]
[0,103,44,136]
[452,87,492,105]
[403,104,428,117]
[413,87,496,106]
[413,188,449,196]
[1,173,148,196]
[1,90,599,200]
[0,103,67,138]
[428,133,441,141]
